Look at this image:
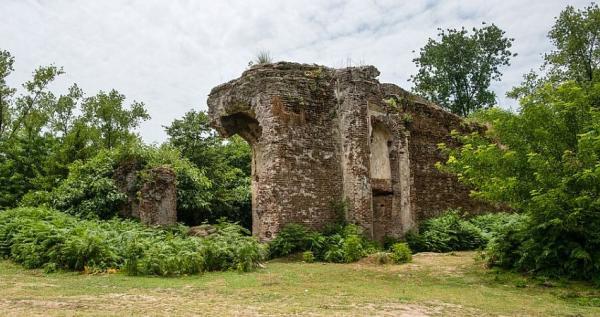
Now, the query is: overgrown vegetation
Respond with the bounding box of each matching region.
[0,207,265,276]
[440,82,600,281]
[411,3,600,282]
[0,51,250,227]
[268,223,384,263]
[164,110,251,227]
[1,1,599,286]
[47,144,212,222]
[405,210,522,253]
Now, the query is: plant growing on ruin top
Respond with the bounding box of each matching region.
[249,50,273,66]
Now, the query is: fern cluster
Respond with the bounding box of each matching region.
[406,210,523,253]
[0,207,265,276]
[268,223,378,263]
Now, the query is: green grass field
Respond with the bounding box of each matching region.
[1,251,598,316]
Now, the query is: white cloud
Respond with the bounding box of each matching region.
[0,0,590,142]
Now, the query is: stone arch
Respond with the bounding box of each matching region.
[216,111,267,236]
[219,112,262,144]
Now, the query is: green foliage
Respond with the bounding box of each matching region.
[52,150,125,219]
[268,224,324,258]
[49,144,212,222]
[410,23,514,116]
[469,212,524,240]
[81,90,149,149]
[200,220,266,272]
[546,3,600,84]
[390,243,412,264]
[302,250,315,263]
[0,49,16,139]
[268,223,376,263]
[0,50,150,210]
[439,80,600,280]
[165,110,251,227]
[406,210,486,253]
[0,207,265,276]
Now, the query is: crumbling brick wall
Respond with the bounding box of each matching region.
[138,166,177,226]
[208,62,489,241]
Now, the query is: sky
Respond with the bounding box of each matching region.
[0,0,591,143]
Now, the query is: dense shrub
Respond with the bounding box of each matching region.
[406,210,486,252]
[439,82,600,280]
[0,207,265,276]
[268,223,376,263]
[49,144,211,223]
[469,212,524,240]
[390,243,412,264]
[52,150,126,219]
[268,224,324,258]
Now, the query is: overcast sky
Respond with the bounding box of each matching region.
[0,0,590,143]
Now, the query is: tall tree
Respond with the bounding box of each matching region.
[546,3,600,85]
[410,23,514,116]
[81,90,149,149]
[0,50,16,138]
[0,64,63,208]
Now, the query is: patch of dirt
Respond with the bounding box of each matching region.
[356,251,476,276]
[318,300,482,317]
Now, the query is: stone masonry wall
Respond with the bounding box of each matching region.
[137,166,178,226]
[208,62,490,241]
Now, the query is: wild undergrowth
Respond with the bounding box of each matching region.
[0,207,265,276]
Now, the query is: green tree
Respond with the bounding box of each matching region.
[0,64,64,208]
[438,81,600,280]
[81,90,149,149]
[410,24,514,116]
[0,50,16,138]
[0,50,150,209]
[546,3,600,84]
[165,110,252,226]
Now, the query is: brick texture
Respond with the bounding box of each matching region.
[208,62,490,241]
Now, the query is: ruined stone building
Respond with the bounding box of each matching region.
[208,62,488,241]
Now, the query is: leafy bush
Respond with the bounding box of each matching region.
[200,221,266,272]
[134,237,204,276]
[406,210,486,252]
[438,81,600,280]
[390,243,412,264]
[469,212,524,240]
[302,250,315,263]
[269,223,376,263]
[268,224,324,258]
[52,150,126,219]
[0,207,265,276]
[50,144,212,223]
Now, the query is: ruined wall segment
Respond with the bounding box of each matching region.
[207,62,489,241]
[380,84,490,222]
[138,166,177,226]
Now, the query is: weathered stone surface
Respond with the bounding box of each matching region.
[138,166,177,226]
[113,159,142,219]
[207,62,490,241]
[188,224,218,237]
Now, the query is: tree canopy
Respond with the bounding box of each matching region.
[410,24,514,116]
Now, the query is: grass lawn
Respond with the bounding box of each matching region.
[1,251,599,316]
